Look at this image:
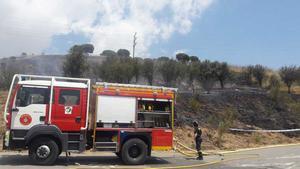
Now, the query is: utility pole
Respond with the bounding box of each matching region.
[132,32,137,58]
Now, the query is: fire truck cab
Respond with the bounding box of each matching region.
[3,74,176,165]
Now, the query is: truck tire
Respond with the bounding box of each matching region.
[121,138,148,165]
[29,137,59,165]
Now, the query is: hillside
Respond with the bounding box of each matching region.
[0,55,300,151]
[1,88,300,151]
[176,89,300,130]
[175,88,300,150]
[0,54,104,76]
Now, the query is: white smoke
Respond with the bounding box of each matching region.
[0,0,214,57]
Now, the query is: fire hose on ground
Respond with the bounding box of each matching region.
[173,138,224,157]
[173,128,300,158]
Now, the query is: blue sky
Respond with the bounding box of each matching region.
[2,0,300,69]
[153,0,300,69]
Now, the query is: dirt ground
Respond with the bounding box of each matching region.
[175,125,300,151]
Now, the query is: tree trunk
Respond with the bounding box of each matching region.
[259,80,262,88]
[191,82,195,94]
[220,80,224,89]
[288,85,291,94]
[148,78,153,85]
[135,75,139,83]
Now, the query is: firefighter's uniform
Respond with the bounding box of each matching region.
[193,121,203,160]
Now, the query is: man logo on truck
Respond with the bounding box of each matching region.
[64,106,72,114]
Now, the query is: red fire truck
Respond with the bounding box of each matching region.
[3,74,176,165]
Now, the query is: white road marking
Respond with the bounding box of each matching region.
[287,164,297,169]
[274,155,300,159]
[240,162,295,168]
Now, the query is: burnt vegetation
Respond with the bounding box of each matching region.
[1,44,300,147]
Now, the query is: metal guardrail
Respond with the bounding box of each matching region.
[229,128,300,133]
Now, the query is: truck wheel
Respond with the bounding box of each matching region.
[121,138,148,165]
[29,137,59,165]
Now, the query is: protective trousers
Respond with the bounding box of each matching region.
[195,137,203,160]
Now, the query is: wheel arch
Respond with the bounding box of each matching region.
[120,132,152,156]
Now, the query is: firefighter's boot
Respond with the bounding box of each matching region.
[197,152,203,160]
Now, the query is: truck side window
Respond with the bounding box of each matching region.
[16,87,50,107]
[59,90,80,106]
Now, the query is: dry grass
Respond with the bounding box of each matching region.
[0,91,7,133]
[174,125,300,151]
[0,91,8,151]
[229,66,244,73]
[280,85,300,94]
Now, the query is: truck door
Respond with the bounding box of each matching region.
[52,88,83,132]
[11,86,49,130]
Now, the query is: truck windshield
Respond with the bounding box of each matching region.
[16,87,50,107]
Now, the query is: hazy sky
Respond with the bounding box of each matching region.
[1,0,299,68]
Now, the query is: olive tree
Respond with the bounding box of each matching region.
[142,58,154,85]
[132,58,142,83]
[252,64,266,87]
[197,60,217,93]
[117,49,130,57]
[239,66,254,86]
[188,61,200,93]
[279,65,298,94]
[213,62,230,89]
[100,50,117,57]
[176,53,190,63]
[0,62,19,89]
[97,52,135,83]
[189,56,199,62]
[158,58,179,87]
[63,44,94,77]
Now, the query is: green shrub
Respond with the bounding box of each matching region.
[189,98,202,113]
[269,75,281,102]
[216,121,227,147]
[269,86,281,102]
[252,133,262,144]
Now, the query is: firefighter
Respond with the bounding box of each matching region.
[193,120,203,160]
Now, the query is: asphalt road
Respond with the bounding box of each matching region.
[0,144,299,169]
[203,144,300,169]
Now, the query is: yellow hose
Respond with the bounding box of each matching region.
[173,138,222,157]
